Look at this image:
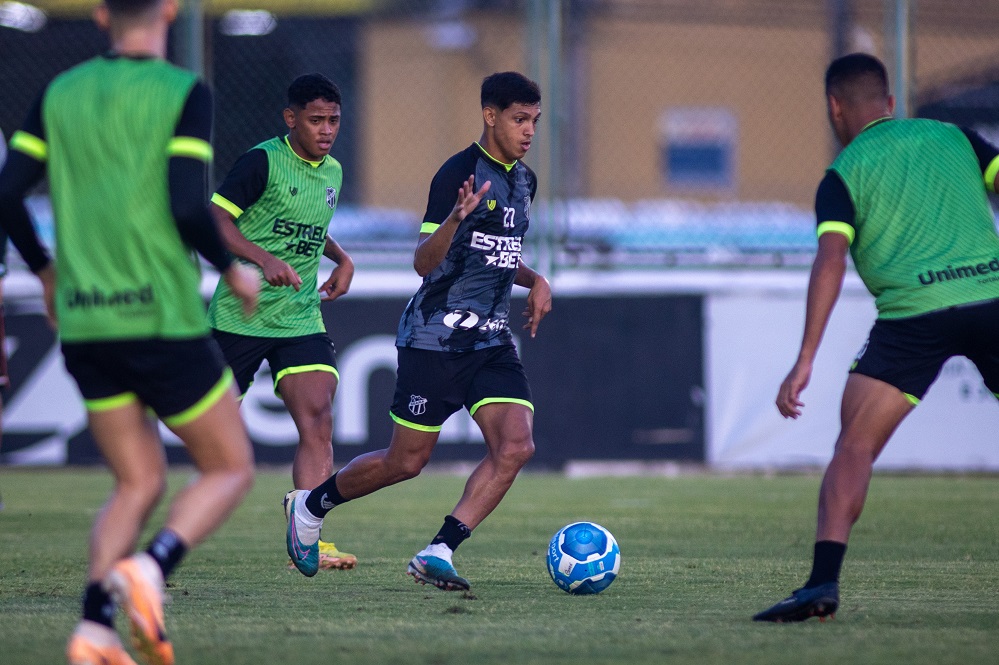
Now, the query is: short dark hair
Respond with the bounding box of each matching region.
[288,73,342,109]
[825,53,889,103]
[481,71,541,111]
[103,0,161,16]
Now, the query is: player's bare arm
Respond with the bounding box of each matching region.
[515,262,552,338]
[211,202,303,291]
[319,235,354,301]
[221,262,260,317]
[37,263,56,327]
[414,175,492,277]
[776,231,850,419]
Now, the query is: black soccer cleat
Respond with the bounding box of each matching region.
[753,582,839,623]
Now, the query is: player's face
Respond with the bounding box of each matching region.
[490,103,542,163]
[284,99,341,162]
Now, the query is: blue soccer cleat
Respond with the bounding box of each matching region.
[285,490,320,577]
[407,546,470,591]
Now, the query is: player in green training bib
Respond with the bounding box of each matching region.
[206,74,357,571]
[0,1,259,663]
[756,53,999,624]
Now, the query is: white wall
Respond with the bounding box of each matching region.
[706,288,999,470]
[556,268,999,470]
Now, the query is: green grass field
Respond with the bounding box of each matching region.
[1,468,997,664]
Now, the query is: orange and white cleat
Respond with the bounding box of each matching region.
[66,620,139,665]
[104,553,174,665]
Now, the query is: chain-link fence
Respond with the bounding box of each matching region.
[2,0,998,272]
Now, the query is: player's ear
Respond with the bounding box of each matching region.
[826,95,843,123]
[283,107,296,129]
[482,105,497,128]
[93,3,110,31]
[886,94,896,116]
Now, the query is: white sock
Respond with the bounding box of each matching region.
[418,542,453,561]
[292,492,323,544]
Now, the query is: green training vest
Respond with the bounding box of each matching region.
[208,136,343,337]
[43,56,209,342]
[831,118,999,318]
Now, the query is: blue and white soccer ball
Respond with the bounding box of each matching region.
[547,521,620,595]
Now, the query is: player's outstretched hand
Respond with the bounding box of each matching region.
[224,262,260,317]
[320,257,354,302]
[776,359,811,419]
[260,254,303,291]
[449,175,491,225]
[522,275,552,338]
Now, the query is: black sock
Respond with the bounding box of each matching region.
[804,540,847,588]
[431,515,472,552]
[146,528,188,580]
[305,472,350,519]
[82,582,114,628]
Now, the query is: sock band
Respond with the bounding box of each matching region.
[147,528,188,580]
[83,581,115,628]
[305,472,350,519]
[431,515,472,552]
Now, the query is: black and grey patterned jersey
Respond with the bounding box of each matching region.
[397,143,537,352]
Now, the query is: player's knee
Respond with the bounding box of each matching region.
[119,474,167,510]
[499,435,535,469]
[220,462,255,501]
[148,477,169,506]
[313,403,333,428]
[832,434,880,464]
[385,447,432,482]
[295,399,332,430]
[234,464,255,497]
[395,454,428,481]
[299,419,333,450]
[218,442,255,494]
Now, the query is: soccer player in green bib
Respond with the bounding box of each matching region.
[206,74,357,570]
[755,53,999,623]
[0,1,259,663]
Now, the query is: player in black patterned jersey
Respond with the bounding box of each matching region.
[285,72,552,589]
[397,141,537,351]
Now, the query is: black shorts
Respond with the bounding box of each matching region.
[212,329,338,397]
[390,345,533,431]
[62,337,233,428]
[850,298,999,404]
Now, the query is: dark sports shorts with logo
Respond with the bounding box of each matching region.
[850,298,999,404]
[61,336,233,428]
[390,344,533,431]
[211,329,338,397]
